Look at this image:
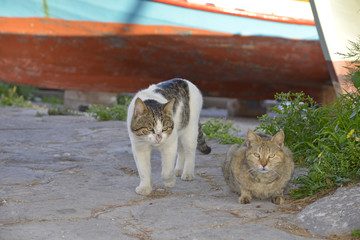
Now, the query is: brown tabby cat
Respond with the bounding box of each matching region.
[222,129,294,204]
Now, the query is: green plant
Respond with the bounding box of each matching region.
[0,86,32,107]
[117,95,132,106]
[47,106,79,116]
[0,82,38,100]
[87,95,132,121]
[201,118,244,144]
[88,103,128,121]
[257,90,360,198]
[36,111,46,117]
[353,229,360,239]
[337,37,360,88]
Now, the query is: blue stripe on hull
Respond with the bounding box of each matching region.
[0,0,319,40]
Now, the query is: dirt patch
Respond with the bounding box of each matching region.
[197,172,222,191]
[122,219,152,240]
[274,219,323,239]
[91,186,174,218]
[117,167,138,176]
[146,186,176,200]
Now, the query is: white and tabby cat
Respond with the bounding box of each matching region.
[127,78,211,195]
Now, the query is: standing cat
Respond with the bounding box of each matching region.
[222,129,294,204]
[127,78,211,195]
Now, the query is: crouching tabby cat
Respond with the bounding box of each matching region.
[127,78,211,195]
[222,129,294,204]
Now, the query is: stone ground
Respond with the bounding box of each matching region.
[0,106,355,240]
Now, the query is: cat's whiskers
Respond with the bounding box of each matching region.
[270,169,281,178]
[246,168,258,177]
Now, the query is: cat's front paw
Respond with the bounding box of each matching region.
[271,196,284,205]
[163,174,176,188]
[239,196,252,204]
[174,168,183,177]
[135,185,152,195]
[181,173,194,181]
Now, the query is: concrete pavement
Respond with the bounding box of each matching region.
[0,106,325,240]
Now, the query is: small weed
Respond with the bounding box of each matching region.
[36,111,46,117]
[117,95,132,106]
[201,118,244,144]
[87,95,132,121]
[48,106,79,116]
[0,82,38,100]
[0,86,32,107]
[88,103,128,121]
[353,229,360,239]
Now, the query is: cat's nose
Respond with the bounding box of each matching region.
[156,133,162,142]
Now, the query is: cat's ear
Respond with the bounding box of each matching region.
[271,130,284,148]
[247,129,261,147]
[134,98,148,118]
[164,98,175,116]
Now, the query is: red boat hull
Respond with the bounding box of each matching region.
[0,17,330,101]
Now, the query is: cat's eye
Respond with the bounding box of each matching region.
[254,153,260,157]
[147,127,154,132]
[162,127,168,132]
[269,154,275,158]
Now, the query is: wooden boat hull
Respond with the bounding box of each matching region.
[0,0,331,101]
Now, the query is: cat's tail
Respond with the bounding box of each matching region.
[197,123,211,154]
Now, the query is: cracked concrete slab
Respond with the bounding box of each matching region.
[0,107,325,240]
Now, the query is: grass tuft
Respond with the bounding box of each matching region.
[0,85,32,107]
[201,118,244,144]
[47,106,80,116]
[87,96,132,121]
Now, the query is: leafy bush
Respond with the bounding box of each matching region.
[257,90,360,198]
[201,118,244,144]
[258,92,328,163]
